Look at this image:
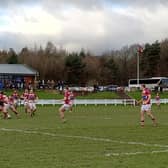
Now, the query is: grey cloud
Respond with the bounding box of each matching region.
[107,0,168,6]
[0,0,168,54]
[0,9,159,55]
[41,0,168,10]
[0,32,27,51]
[0,3,168,54]
[0,0,36,7]
[56,11,147,53]
[39,0,168,21]
[0,0,103,10]
[41,0,103,10]
[0,0,168,9]
[24,16,38,23]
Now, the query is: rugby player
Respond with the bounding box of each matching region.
[58,86,71,122]
[138,84,157,127]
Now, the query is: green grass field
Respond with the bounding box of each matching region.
[0,104,168,168]
[2,89,168,99]
[2,89,63,99]
[3,90,119,99]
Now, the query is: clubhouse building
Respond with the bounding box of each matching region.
[0,64,39,89]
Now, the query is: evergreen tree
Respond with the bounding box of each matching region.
[7,48,18,64]
[65,53,85,84]
[141,41,160,77]
[104,57,119,84]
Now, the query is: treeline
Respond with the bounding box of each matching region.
[0,39,168,86]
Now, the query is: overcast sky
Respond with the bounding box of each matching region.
[0,0,168,54]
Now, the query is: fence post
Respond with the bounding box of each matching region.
[53,100,55,106]
[85,100,87,106]
[105,99,107,106]
[95,99,97,106]
[133,99,136,106]
[124,99,126,106]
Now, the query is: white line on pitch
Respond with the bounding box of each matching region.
[70,116,113,120]
[105,149,168,156]
[103,117,113,120]
[1,128,168,148]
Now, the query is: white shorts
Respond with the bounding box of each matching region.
[28,102,36,110]
[141,104,151,112]
[156,100,160,104]
[62,104,70,111]
[24,101,28,107]
[69,100,74,106]
[4,103,10,111]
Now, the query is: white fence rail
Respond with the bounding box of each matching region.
[22,99,168,106]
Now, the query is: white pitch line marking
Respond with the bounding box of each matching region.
[103,117,113,120]
[105,149,168,156]
[70,116,113,120]
[1,128,168,149]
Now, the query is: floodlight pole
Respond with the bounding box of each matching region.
[137,51,140,88]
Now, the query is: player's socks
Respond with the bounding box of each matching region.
[152,118,157,126]
[140,120,144,127]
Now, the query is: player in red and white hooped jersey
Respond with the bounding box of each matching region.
[7,95,19,118]
[27,89,38,117]
[11,89,20,109]
[58,86,71,122]
[0,91,9,119]
[69,90,75,112]
[20,89,29,113]
[138,84,157,127]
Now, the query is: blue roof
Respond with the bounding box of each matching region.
[0,64,38,76]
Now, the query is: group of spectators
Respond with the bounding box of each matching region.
[36,80,65,91]
[0,80,33,90]
[0,79,66,91]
